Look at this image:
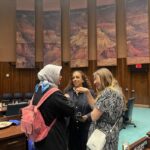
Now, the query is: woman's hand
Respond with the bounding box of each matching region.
[64,93,70,101]
[76,87,89,94]
[77,115,88,122]
[76,87,95,107]
[64,93,70,98]
[82,115,88,122]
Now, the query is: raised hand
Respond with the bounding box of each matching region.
[76,87,89,94]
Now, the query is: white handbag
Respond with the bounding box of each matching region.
[86,129,106,150]
[87,118,120,150]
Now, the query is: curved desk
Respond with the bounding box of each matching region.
[129,136,150,150]
[0,115,27,150]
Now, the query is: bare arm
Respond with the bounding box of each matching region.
[82,107,103,122]
[76,87,95,107]
[76,87,103,121]
[90,108,103,121]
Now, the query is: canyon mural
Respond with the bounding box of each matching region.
[16,0,35,68]
[96,0,117,66]
[43,0,61,66]
[126,0,150,64]
[70,0,88,68]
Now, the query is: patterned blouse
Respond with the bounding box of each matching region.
[87,87,124,150]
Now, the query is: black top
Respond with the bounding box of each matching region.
[33,86,75,150]
[66,88,95,150]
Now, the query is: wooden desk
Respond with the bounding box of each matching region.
[129,137,150,150]
[0,115,27,150]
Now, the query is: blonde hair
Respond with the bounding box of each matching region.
[93,68,123,95]
[93,68,113,90]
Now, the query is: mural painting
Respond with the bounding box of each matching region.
[70,0,88,68]
[43,0,61,66]
[126,0,150,64]
[96,0,117,66]
[16,0,35,68]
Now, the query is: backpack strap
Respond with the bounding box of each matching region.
[36,87,59,109]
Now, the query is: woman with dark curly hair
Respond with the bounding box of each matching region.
[64,70,95,150]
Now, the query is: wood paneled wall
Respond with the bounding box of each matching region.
[0,62,42,94]
[0,61,149,106]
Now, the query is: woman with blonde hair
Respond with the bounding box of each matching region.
[76,68,125,150]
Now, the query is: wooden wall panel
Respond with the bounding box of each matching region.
[0,63,12,93]
[116,58,131,99]
[0,62,41,94]
[20,70,33,92]
[59,62,71,90]
[0,61,149,106]
[130,72,149,105]
[11,66,22,92]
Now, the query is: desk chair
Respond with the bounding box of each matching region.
[5,102,28,116]
[123,97,136,128]
[1,93,13,106]
[13,92,23,103]
[24,92,33,102]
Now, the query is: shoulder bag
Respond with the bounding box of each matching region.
[86,118,120,150]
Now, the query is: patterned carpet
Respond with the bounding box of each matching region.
[118,107,150,150]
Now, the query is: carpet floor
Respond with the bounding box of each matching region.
[118,107,150,150]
